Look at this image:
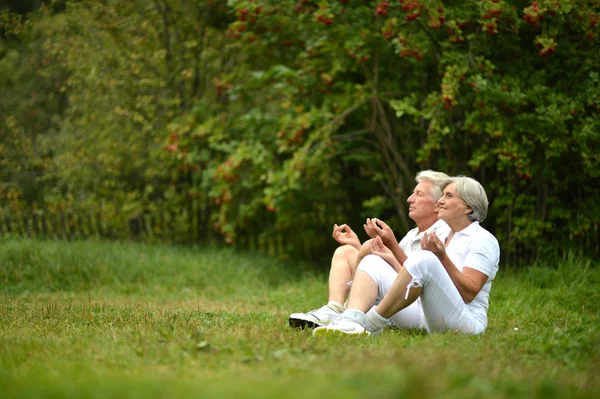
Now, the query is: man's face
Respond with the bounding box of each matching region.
[407,181,438,223]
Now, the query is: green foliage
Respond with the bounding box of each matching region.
[0,239,599,398]
[1,0,244,245]
[0,6,64,209]
[217,0,600,262]
[1,1,599,263]
[39,1,235,220]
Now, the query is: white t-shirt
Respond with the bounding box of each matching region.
[399,219,452,256]
[444,221,500,326]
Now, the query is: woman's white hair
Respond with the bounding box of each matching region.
[442,176,489,222]
[415,170,450,201]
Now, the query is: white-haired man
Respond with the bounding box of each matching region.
[289,170,451,330]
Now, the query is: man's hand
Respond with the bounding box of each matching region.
[363,218,398,249]
[368,236,402,271]
[332,224,361,250]
[421,231,446,256]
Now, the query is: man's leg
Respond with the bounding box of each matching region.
[289,244,360,329]
[328,244,361,304]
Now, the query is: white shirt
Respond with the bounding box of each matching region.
[399,219,452,256]
[444,221,500,326]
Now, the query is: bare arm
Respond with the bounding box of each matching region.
[365,236,403,273]
[421,232,488,303]
[390,244,408,267]
[355,239,373,267]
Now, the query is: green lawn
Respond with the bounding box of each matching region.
[1,239,598,398]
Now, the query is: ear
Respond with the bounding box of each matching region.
[464,206,473,215]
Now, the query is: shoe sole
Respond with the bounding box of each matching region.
[288,317,325,330]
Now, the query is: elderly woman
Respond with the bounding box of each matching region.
[313,176,500,336]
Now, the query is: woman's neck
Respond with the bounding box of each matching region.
[446,218,473,233]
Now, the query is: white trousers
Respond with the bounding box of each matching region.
[357,252,485,334]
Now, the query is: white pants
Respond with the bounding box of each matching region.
[357,252,485,334]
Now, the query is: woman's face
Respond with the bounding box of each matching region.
[437,183,471,222]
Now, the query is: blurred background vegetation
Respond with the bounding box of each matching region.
[1,0,598,265]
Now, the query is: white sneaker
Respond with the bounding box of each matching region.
[288,305,341,329]
[312,316,371,337]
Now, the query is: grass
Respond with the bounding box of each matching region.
[0,238,599,398]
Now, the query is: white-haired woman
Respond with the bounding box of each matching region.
[314,176,500,336]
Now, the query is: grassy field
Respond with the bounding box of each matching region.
[1,238,599,398]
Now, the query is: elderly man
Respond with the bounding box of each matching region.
[289,170,451,330]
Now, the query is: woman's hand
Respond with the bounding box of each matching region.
[332,224,361,250]
[363,218,378,239]
[363,218,398,249]
[368,236,402,271]
[421,231,446,256]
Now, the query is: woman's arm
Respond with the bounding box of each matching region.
[364,218,408,266]
[421,232,488,303]
[359,236,403,273]
[435,251,489,303]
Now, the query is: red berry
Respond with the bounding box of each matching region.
[405,12,420,21]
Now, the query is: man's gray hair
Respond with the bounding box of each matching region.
[442,176,489,222]
[415,170,450,201]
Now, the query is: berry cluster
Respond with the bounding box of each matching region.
[587,13,599,40]
[399,0,424,21]
[311,2,334,26]
[317,15,334,25]
[440,66,467,110]
[214,159,238,184]
[381,18,397,41]
[165,132,178,153]
[396,36,422,61]
[399,49,422,60]
[535,37,557,57]
[382,29,395,41]
[480,0,506,36]
[347,49,369,63]
[375,1,390,16]
[294,0,310,13]
[523,1,543,29]
[235,8,260,22]
[446,21,465,44]
[429,7,446,29]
